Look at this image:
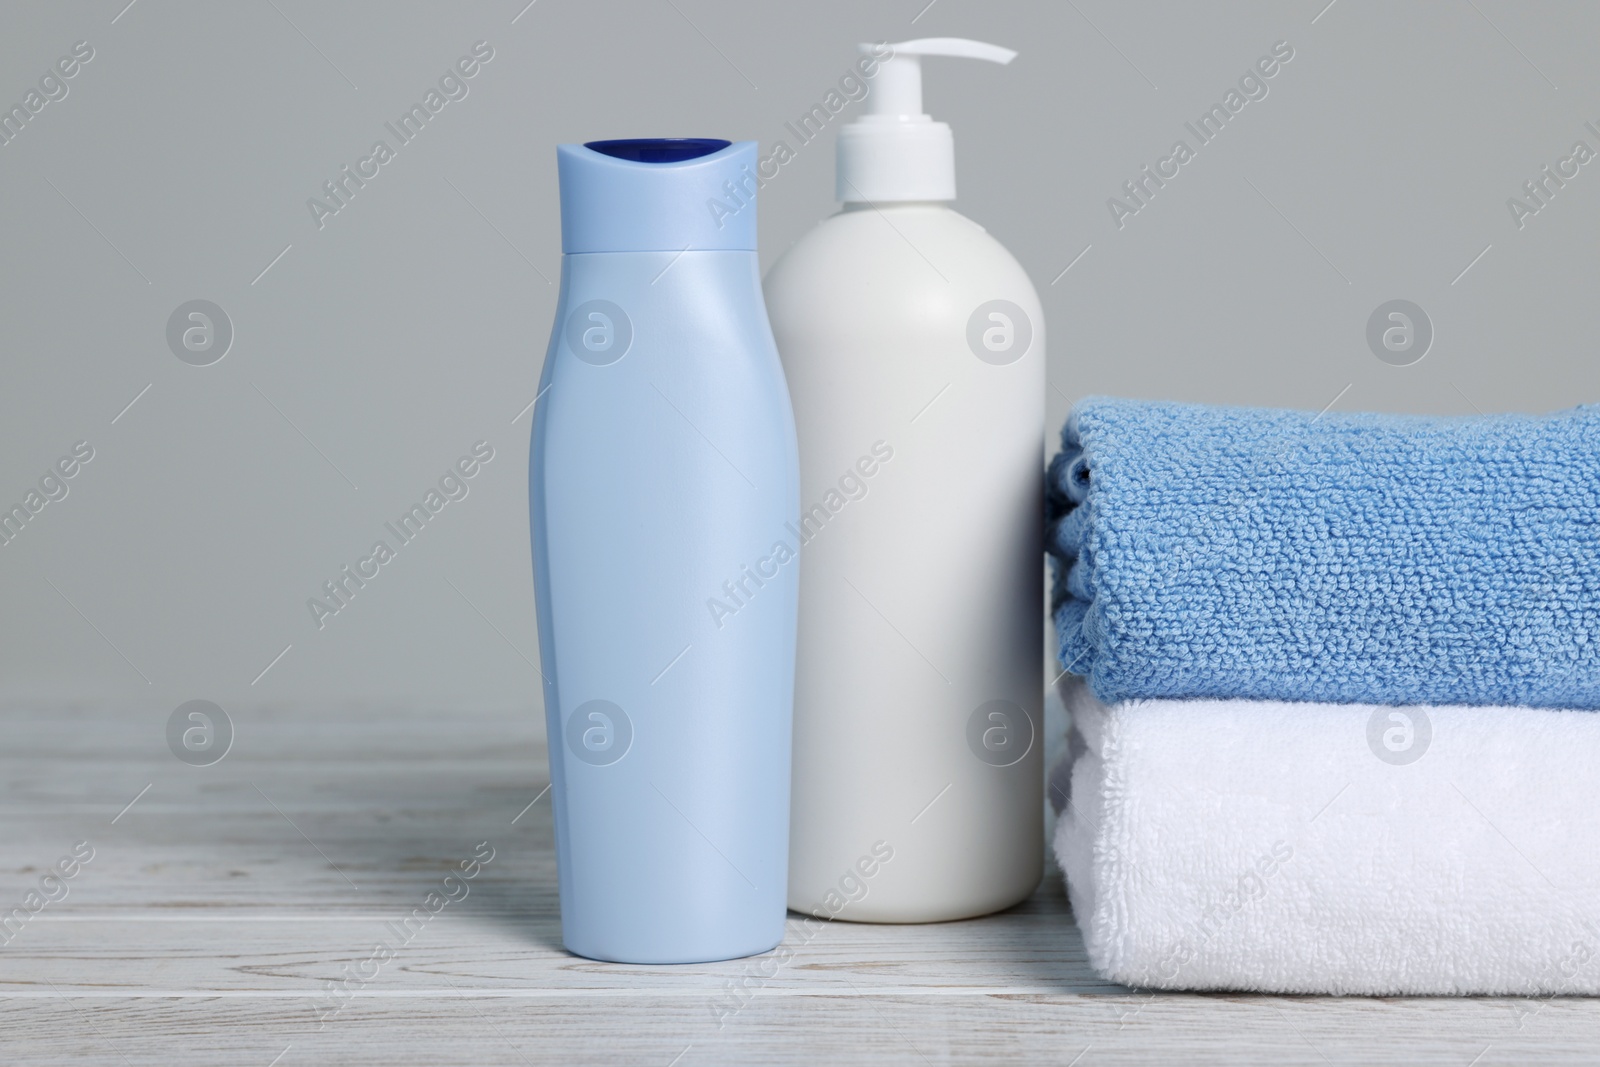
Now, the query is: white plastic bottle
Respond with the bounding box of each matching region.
[766,39,1045,923]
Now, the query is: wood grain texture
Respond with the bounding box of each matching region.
[2,702,1596,1065]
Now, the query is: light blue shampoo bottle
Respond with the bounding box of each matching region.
[530,139,799,964]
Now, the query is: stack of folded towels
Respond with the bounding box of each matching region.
[1046,396,1600,995]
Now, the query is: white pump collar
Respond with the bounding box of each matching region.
[836,38,1017,204]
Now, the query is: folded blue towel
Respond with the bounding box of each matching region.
[1048,397,1600,708]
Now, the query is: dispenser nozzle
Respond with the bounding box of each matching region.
[863,39,1019,118]
[836,38,1018,203]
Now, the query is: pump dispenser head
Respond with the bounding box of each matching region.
[836,38,1016,204]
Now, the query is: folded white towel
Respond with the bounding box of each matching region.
[1052,677,1600,995]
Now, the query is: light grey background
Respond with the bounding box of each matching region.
[1,0,1595,712]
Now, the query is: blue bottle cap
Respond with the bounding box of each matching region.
[557,139,759,254]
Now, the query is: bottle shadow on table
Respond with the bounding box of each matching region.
[258,772,567,956]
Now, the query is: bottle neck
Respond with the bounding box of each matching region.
[841,200,952,212]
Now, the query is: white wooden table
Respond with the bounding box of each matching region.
[4,701,1596,1065]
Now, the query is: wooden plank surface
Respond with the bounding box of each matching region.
[2,702,1596,1065]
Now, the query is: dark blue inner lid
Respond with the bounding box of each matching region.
[584,138,731,163]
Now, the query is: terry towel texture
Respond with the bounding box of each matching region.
[1052,678,1600,995]
[1047,398,1600,709]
